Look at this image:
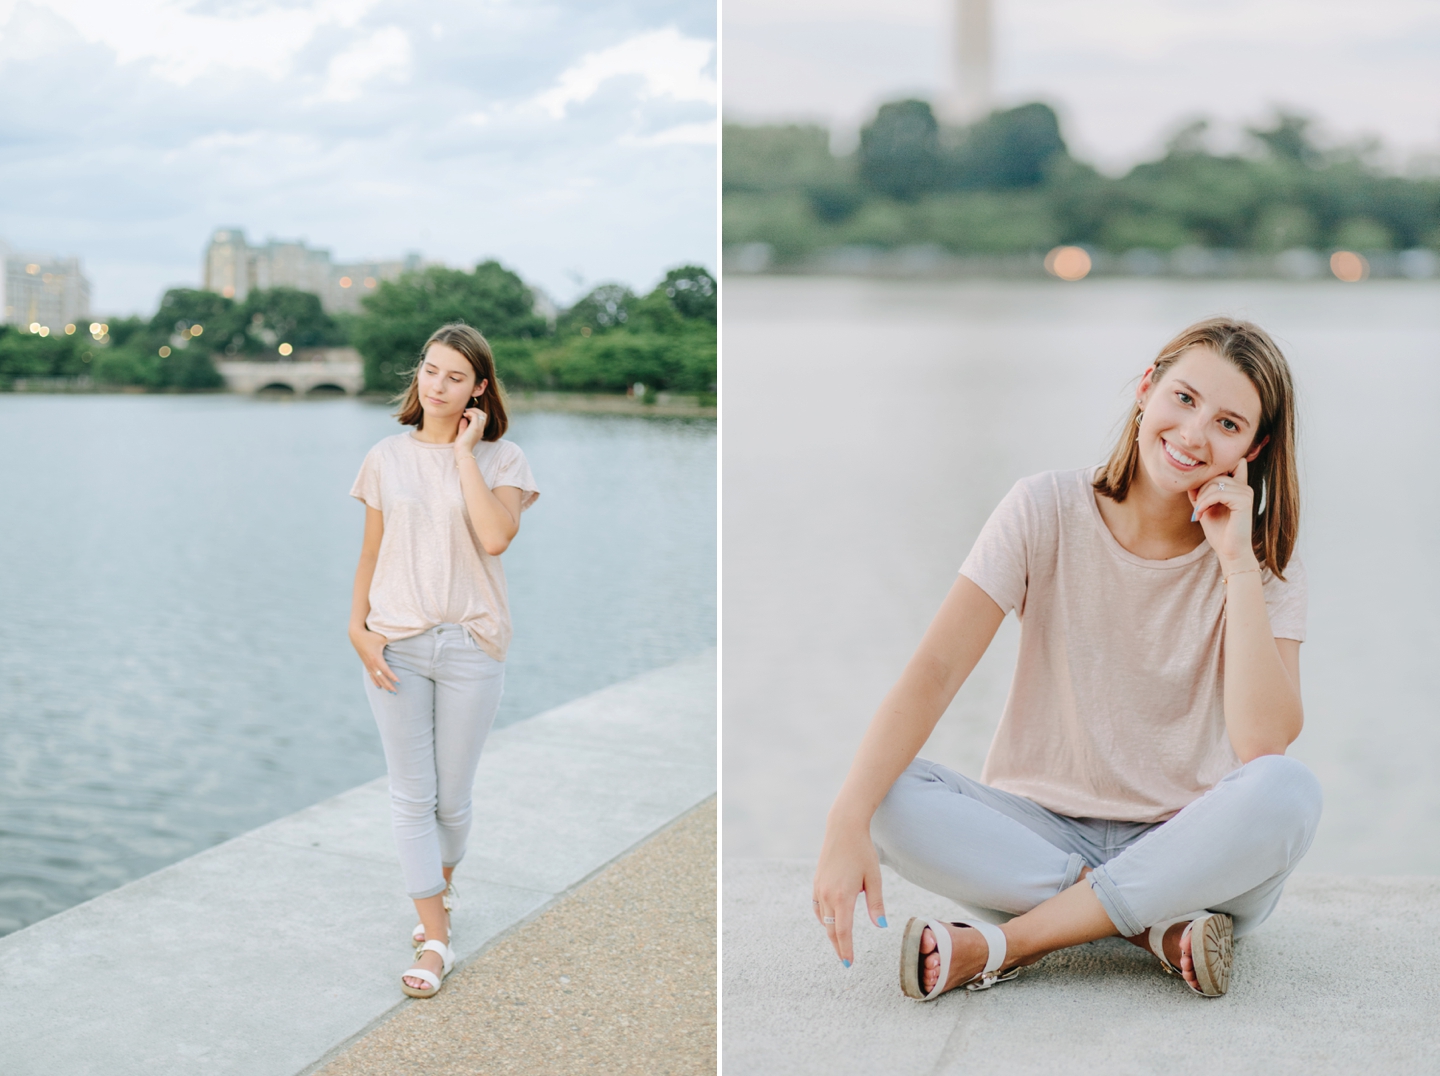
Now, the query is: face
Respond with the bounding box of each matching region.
[1136,346,1267,495]
[416,343,485,419]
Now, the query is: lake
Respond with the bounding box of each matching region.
[723,275,1440,875]
[0,396,715,935]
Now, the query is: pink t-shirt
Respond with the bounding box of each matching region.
[960,467,1306,823]
[350,432,540,662]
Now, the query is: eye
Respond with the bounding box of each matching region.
[1221,418,1238,432]
[1176,391,1193,405]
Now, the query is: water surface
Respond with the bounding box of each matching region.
[0,397,715,934]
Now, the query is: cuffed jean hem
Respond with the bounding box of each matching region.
[1087,869,1146,937]
[408,880,450,901]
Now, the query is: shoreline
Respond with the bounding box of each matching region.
[0,384,716,418]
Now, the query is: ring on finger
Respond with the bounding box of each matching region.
[1218,481,1227,491]
[823,916,835,924]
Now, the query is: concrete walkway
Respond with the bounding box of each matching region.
[0,650,714,1076]
[318,796,715,1075]
[723,861,1440,1075]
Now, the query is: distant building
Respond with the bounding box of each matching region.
[1,242,91,333]
[202,228,422,314]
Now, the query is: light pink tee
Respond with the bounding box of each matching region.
[350,432,540,662]
[960,467,1306,823]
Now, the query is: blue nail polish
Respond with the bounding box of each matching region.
[1190,509,1198,522]
[841,958,851,968]
[877,916,888,928]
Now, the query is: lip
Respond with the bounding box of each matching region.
[425,395,445,406]
[1160,437,1204,471]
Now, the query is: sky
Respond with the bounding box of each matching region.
[0,0,716,314]
[725,0,1440,173]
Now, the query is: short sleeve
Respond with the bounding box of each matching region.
[350,447,383,511]
[484,441,540,511]
[958,481,1033,616]
[1262,555,1307,642]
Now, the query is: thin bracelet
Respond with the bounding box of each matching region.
[1224,567,1262,583]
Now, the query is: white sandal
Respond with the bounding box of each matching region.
[1146,910,1234,996]
[401,939,455,999]
[900,917,1020,1001]
[412,880,457,949]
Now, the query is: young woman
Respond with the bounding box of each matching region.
[349,323,539,999]
[812,318,1321,999]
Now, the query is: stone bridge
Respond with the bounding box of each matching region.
[217,348,365,396]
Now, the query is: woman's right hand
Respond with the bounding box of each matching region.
[812,814,887,967]
[351,627,398,694]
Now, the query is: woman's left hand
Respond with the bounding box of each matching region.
[1190,455,1257,570]
[455,407,487,454]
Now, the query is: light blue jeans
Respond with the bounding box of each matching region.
[872,754,1322,937]
[363,623,505,899]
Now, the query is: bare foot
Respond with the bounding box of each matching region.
[403,947,446,992]
[917,923,998,995]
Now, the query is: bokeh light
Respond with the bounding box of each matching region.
[1330,250,1369,282]
[190,324,204,336]
[65,324,76,335]
[158,345,171,357]
[339,276,353,288]
[278,342,294,356]
[1044,246,1092,281]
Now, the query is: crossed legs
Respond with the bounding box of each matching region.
[873,755,1322,994]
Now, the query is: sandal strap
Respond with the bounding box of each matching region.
[402,967,440,991]
[1146,910,1212,978]
[920,917,1010,1000]
[419,938,454,974]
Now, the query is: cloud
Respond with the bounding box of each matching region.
[0,0,718,313]
[318,24,409,102]
[533,27,716,118]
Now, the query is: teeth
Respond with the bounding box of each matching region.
[1164,440,1199,466]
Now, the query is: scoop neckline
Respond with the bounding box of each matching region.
[1082,466,1212,570]
[407,431,464,449]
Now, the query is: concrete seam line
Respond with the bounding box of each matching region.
[293,791,717,1076]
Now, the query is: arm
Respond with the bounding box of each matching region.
[1220,574,1303,759]
[348,506,398,692]
[1190,456,1304,760]
[813,574,1006,965]
[452,407,523,556]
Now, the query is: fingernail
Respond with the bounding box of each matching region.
[877,916,888,928]
[841,958,851,968]
[1190,509,1198,522]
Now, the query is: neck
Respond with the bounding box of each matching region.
[413,412,461,444]
[1098,463,1205,559]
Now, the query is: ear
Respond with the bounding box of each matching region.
[473,378,489,400]
[1244,434,1270,463]
[1135,365,1158,408]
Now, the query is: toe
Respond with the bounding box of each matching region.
[920,926,936,954]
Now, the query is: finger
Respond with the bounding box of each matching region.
[378,659,400,692]
[834,895,856,966]
[863,870,888,928]
[820,902,841,958]
[1231,455,1248,484]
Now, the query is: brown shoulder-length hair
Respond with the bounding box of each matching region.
[1093,317,1299,577]
[393,322,509,441]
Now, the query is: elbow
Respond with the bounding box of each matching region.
[482,537,511,556]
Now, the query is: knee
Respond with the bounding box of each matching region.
[1237,754,1323,848]
[436,798,472,830]
[389,787,437,824]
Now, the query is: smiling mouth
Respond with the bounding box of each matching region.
[1162,438,1203,469]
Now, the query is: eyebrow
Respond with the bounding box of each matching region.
[1173,379,1253,428]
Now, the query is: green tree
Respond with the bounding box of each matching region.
[557,283,636,336]
[950,103,1068,190]
[351,261,547,393]
[860,100,944,201]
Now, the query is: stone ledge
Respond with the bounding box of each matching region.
[0,650,715,1076]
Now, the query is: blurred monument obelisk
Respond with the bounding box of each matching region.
[947,0,993,123]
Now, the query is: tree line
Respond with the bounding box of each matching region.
[724,102,1440,262]
[0,262,716,398]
